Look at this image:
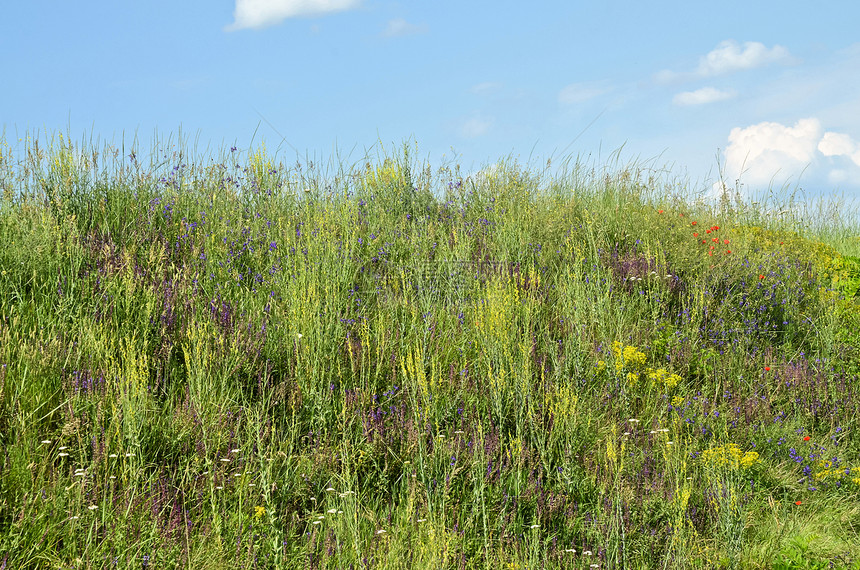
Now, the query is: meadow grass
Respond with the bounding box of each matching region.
[1,132,860,569]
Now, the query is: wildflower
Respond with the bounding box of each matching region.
[59,453,69,457]
[804,436,811,441]
[41,440,51,444]
[530,524,540,529]
[565,548,577,553]
[109,454,118,458]
[584,550,593,556]
[765,367,771,372]
[795,500,802,505]
[59,446,68,450]
[327,508,337,514]
[376,529,386,534]
[658,210,664,214]
[88,505,98,510]
[254,506,265,519]
[231,448,241,453]
[759,274,765,279]
[221,458,230,462]
[691,221,697,226]
[326,487,336,492]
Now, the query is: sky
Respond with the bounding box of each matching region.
[3,0,860,219]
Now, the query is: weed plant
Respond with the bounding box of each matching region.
[1,133,860,568]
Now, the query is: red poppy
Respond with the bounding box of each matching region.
[795,501,802,505]
[724,239,729,245]
[765,367,771,372]
[693,232,699,237]
[658,210,664,214]
[804,436,810,441]
[759,275,765,279]
[691,221,697,225]
[726,250,731,254]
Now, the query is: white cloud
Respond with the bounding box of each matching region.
[656,40,790,83]
[459,116,493,138]
[724,118,822,185]
[226,0,360,31]
[818,131,857,157]
[672,87,736,106]
[697,40,790,76]
[381,18,425,38]
[558,81,611,105]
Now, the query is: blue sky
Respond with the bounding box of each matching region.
[3,0,860,215]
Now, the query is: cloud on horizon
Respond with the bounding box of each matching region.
[226,0,360,31]
[656,40,791,83]
[673,87,736,106]
[722,118,860,194]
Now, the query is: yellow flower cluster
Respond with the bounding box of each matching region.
[700,443,760,470]
[606,341,682,390]
[646,367,682,390]
[813,461,860,487]
[612,341,647,371]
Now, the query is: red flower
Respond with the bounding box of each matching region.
[804,436,811,441]
[726,250,731,254]
[691,221,697,226]
[713,226,720,231]
[765,367,771,372]
[759,274,765,279]
[795,501,802,506]
[693,232,699,237]
[706,230,711,234]
[658,210,664,214]
[723,239,729,245]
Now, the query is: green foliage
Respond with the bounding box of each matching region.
[1,133,859,568]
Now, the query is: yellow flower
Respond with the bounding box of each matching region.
[254,506,266,520]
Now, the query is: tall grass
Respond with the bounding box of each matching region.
[1,132,860,569]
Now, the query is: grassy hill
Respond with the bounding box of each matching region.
[1,134,860,568]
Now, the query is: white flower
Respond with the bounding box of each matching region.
[376,529,386,534]
[88,505,98,510]
[41,440,51,444]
